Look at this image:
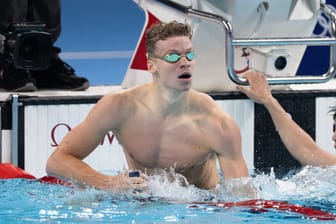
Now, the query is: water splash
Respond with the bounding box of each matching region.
[142,165,336,203]
[2,166,336,223]
[35,165,336,207]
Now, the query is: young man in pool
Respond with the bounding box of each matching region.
[46,21,250,192]
[237,71,336,166]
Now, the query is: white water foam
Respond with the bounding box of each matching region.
[62,165,336,205]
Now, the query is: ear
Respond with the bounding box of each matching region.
[147,59,156,73]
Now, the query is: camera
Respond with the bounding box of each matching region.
[0,22,51,70]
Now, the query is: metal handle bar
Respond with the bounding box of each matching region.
[155,0,336,85]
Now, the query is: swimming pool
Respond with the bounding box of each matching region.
[1,166,336,223]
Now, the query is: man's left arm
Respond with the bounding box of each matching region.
[216,115,248,178]
[215,114,257,198]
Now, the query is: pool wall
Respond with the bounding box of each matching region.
[1,85,336,178]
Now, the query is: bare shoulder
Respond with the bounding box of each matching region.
[97,84,147,109]
[190,89,218,110]
[191,90,240,134]
[190,90,229,116]
[191,89,213,101]
[87,84,147,127]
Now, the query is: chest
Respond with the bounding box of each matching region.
[118,115,212,168]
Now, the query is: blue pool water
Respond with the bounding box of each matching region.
[1,166,336,223]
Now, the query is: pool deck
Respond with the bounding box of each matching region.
[0,79,335,102]
[0,85,122,102]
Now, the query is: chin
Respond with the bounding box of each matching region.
[180,83,192,91]
[180,78,192,85]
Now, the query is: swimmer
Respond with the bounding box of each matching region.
[237,71,336,166]
[46,21,250,193]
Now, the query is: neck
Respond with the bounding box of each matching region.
[150,84,190,116]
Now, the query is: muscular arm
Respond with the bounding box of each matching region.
[207,100,248,178]
[217,117,249,179]
[209,105,255,197]
[46,93,145,190]
[46,121,113,189]
[237,72,336,166]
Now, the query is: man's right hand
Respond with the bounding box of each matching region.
[104,171,148,192]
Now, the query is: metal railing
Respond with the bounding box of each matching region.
[155,0,336,85]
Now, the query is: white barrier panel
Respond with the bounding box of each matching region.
[1,130,12,163]
[22,99,254,177]
[24,103,127,178]
[18,93,336,178]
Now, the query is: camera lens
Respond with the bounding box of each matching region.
[18,36,39,64]
[12,31,51,70]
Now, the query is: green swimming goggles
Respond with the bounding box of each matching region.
[149,51,195,63]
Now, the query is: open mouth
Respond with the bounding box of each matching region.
[178,73,192,79]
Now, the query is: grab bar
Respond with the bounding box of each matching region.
[155,0,336,85]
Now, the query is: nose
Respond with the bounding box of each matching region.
[179,55,192,69]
